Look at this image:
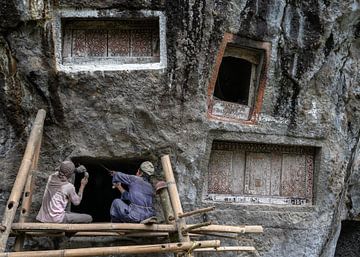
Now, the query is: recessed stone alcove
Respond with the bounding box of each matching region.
[70,157,146,222]
[204,141,319,206]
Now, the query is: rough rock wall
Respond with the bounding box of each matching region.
[0,0,359,256]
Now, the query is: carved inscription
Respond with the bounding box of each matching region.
[207,141,316,205]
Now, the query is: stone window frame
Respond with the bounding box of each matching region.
[203,140,319,206]
[53,9,167,72]
[207,33,271,124]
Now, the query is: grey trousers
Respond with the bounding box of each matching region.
[62,212,92,223]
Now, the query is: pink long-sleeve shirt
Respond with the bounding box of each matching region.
[36,173,82,223]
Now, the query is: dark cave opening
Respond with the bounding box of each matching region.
[214,56,252,105]
[70,157,146,222]
[334,220,360,257]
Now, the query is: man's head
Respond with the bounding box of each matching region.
[138,161,154,177]
[58,160,75,179]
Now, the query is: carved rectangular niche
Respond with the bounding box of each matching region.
[53,10,167,71]
[207,33,271,123]
[205,141,317,206]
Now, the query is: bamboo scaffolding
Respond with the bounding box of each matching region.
[178,206,215,219]
[14,136,42,251]
[0,109,46,252]
[182,222,212,234]
[194,246,257,252]
[161,155,191,245]
[0,240,220,257]
[156,181,175,223]
[11,222,263,234]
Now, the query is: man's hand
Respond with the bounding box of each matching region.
[81,177,88,187]
[113,183,125,193]
[76,165,87,173]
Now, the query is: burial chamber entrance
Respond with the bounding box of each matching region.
[335,220,360,256]
[70,157,145,222]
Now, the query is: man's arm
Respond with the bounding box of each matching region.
[111,171,135,185]
[67,177,88,206]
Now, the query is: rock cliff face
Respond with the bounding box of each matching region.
[0,0,359,256]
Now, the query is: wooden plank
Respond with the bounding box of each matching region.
[208,150,231,194]
[281,154,306,197]
[231,151,245,194]
[245,152,271,195]
[270,153,282,196]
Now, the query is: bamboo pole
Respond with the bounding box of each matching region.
[178,206,215,219]
[155,181,175,223]
[0,240,220,257]
[194,246,256,252]
[182,222,211,234]
[195,224,263,234]
[161,155,191,244]
[0,109,46,252]
[11,223,177,232]
[11,222,263,234]
[14,137,42,251]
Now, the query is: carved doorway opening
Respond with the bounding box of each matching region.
[70,157,145,222]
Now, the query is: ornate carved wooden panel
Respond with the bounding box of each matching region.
[206,141,316,205]
[62,19,160,64]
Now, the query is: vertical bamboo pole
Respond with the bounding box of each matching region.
[161,155,194,257]
[14,136,42,251]
[156,181,175,224]
[0,109,46,252]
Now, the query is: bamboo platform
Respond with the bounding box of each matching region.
[0,109,263,256]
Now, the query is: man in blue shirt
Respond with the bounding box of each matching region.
[110,161,155,223]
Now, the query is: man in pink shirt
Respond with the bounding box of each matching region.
[36,161,92,223]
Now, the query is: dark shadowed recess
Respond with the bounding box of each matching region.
[334,220,360,257]
[70,157,146,222]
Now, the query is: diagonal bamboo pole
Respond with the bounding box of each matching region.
[0,109,46,252]
[178,206,215,219]
[161,155,194,257]
[0,240,220,257]
[161,156,191,240]
[14,136,42,251]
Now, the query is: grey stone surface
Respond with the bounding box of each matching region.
[0,0,359,256]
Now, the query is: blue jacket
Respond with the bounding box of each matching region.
[112,172,155,222]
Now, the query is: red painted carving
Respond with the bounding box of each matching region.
[131,29,152,56]
[108,30,130,56]
[85,29,107,57]
[72,30,86,57]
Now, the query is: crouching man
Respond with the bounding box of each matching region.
[36,160,92,223]
[110,161,155,223]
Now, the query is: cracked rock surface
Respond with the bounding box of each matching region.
[0,0,359,256]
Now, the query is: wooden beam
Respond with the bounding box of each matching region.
[0,109,46,252]
[0,240,220,257]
